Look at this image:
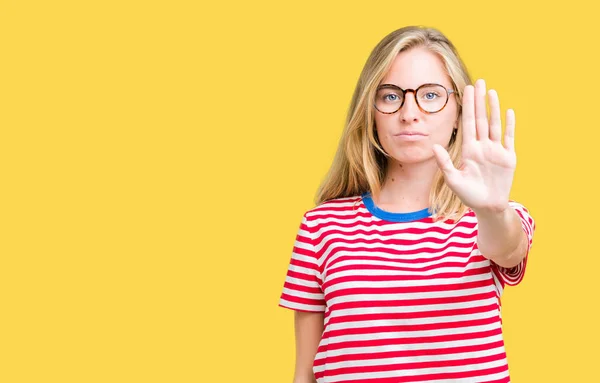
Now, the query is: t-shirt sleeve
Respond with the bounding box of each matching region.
[491,200,536,287]
[278,212,326,313]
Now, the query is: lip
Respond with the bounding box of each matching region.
[393,132,428,141]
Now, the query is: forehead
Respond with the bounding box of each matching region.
[380,46,452,88]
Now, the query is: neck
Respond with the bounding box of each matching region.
[374,158,439,212]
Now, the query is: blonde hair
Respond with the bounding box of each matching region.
[315,26,473,222]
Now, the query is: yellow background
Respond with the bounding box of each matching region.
[1,1,597,382]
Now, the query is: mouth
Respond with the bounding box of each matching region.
[393,132,428,141]
[394,132,427,136]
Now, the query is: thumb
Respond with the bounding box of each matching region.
[432,144,459,179]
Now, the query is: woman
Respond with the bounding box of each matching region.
[279,25,535,383]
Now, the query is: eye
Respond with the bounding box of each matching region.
[384,94,399,102]
[424,92,439,100]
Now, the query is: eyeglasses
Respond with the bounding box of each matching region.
[374,83,455,114]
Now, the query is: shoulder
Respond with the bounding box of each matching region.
[508,200,535,230]
[508,200,532,213]
[302,195,364,225]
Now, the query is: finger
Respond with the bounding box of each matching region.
[488,89,502,142]
[504,108,515,152]
[474,79,489,140]
[461,84,476,143]
[432,144,460,180]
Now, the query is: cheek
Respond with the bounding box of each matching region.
[374,115,383,132]
[430,127,453,145]
[432,112,457,137]
[374,117,388,140]
[374,115,395,135]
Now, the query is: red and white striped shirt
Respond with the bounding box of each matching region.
[279,193,535,383]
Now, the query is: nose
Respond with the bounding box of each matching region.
[399,91,420,123]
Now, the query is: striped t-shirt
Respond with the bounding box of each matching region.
[279,193,535,383]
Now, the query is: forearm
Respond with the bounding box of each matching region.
[474,205,528,268]
[292,311,323,383]
[293,377,317,383]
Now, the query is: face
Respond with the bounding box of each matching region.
[374,46,458,165]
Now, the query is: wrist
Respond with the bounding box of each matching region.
[472,203,510,218]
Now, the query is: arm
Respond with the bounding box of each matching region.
[431,81,529,270]
[474,206,528,269]
[292,311,324,383]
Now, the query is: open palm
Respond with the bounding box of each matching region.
[433,79,517,213]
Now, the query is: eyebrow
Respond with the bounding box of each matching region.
[377,83,450,90]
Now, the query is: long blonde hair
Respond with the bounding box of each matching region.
[315,26,473,222]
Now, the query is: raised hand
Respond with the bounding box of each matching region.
[432,79,517,213]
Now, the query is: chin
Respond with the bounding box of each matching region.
[392,156,433,165]
[388,148,433,164]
